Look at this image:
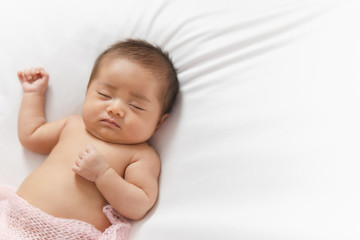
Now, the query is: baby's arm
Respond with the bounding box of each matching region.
[72,145,160,220]
[98,150,160,220]
[17,68,68,154]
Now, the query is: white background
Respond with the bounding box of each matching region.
[1,0,360,239]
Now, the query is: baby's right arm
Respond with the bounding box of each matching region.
[17,68,68,154]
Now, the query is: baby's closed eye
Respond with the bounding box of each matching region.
[97,91,111,99]
[129,104,145,111]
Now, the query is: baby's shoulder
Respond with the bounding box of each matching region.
[65,115,82,123]
[129,143,161,166]
[62,115,83,128]
[58,115,85,137]
[106,143,160,173]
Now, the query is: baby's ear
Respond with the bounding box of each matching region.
[156,113,169,130]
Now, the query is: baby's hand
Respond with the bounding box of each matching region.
[72,145,110,182]
[17,67,49,95]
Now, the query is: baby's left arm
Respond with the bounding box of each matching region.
[72,145,160,220]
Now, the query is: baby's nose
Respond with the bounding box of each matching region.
[106,101,125,117]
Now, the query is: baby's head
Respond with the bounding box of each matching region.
[88,39,179,115]
[82,39,179,144]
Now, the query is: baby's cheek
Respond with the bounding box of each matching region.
[133,125,156,142]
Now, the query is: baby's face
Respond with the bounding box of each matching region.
[82,58,165,144]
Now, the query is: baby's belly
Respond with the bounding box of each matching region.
[16,161,111,232]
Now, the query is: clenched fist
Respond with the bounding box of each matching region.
[72,145,110,182]
[17,67,49,95]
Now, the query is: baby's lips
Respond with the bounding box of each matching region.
[101,119,121,128]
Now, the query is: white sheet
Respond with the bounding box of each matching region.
[1,0,360,239]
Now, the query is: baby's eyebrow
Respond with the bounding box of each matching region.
[130,91,151,103]
[98,82,116,90]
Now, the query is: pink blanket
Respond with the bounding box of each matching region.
[0,186,130,240]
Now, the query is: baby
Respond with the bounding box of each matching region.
[9,39,178,237]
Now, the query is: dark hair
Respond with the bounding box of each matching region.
[88,39,179,115]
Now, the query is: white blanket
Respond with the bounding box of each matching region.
[1,0,360,239]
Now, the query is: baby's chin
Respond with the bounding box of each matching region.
[85,127,148,145]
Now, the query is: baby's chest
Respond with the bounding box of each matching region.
[57,123,134,176]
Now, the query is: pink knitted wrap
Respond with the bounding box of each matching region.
[0,186,130,240]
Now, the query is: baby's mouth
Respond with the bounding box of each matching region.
[101,119,120,128]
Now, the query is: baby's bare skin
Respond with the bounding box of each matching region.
[17,116,153,231]
[16,61,164,232]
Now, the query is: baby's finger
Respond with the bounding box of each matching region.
[35,67,44,73]
[33,67,43,76]
[72,164,81,174]
[85,145,95,153]
[30,68,43,80]
[40,69,49,81]
[30,68,36,75]
[78,151,85,160]
[74,157,81,167]
[23,69,32,81]
[17,71,24,81]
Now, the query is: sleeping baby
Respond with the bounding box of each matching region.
[0,39,178,239]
